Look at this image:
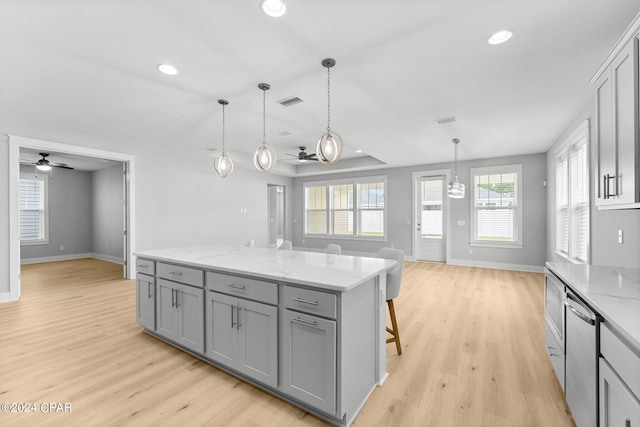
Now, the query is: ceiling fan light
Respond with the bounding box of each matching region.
[36,163,51,171]
[254,144,277,172]
[447,178,465,199]
[262,0,286,17]
[316,131,343,164]
[488,30,513,45]
[214,152,234,178]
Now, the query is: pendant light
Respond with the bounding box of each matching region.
[214,99,234,178]
[254,83,277,172]
[316,58,343,164]
[447,138,465,199]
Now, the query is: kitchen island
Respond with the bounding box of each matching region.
[134,245,396,427]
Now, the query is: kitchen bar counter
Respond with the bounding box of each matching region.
[133,245,396,427]
[135,244,394,292]
[546,262,640,351]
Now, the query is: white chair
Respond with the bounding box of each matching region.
[278,240,292,250]
[376,247,405,355]
[324,244,341,255]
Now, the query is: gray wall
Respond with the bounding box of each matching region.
[292,153,547,270]
[20,165,92,260]
[546,99,640,268]
[91,164,124,261]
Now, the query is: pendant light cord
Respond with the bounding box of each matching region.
[222,103,226,154]
[327,66,331,132]
[263,87,267,145]
[454,140,458,178]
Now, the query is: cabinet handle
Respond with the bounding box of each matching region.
[237,307,242,329]
[175,290,180,308]
[227,283,246,290]
[171,289,176,308]
[138,263,149,268]
[546,345,558,358]
[625,419,630,427]
[169,271,183,277]
[231,305,236,328]
[147,282,153,299]
[293,297,319,306]
[603,174,608,199]
[604,174,618,198]
[293,317,318,327]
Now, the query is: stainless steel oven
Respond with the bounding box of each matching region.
[544,269,566,389]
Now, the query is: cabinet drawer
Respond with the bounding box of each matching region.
[206,272,277,305]
[136,258,155,275]
[544,320,565,390]
[284,286,337,319]
[157,262,204,288]
[601,322,640,400]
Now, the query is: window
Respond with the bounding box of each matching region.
[556,121,589,263]
[19,174,49,244]
[304,177,386,239]
[470,164,522,248]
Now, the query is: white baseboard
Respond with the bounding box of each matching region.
[21,253,124,265]
[447,258,544,273]
[0,291,19,303]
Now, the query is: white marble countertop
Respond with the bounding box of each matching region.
[546,262,640,352]
[134,245,396,292]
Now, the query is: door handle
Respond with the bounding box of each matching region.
[237,307,242,329]
[171,288,176,308]
[230,305,236,328]
[175,290,180,308]
[625,419,630,427]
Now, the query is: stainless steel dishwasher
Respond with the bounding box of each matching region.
[565,288,600,427]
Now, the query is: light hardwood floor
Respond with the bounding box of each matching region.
[0,259,575,427]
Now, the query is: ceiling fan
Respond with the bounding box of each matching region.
[285,146,318,163]
[22,153,74,171]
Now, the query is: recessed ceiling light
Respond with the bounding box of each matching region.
[488,30,513,45]
[157,64,178,75]
[355,149,363,153]
[262,0,287,17]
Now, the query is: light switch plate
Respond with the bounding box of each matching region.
[457,220,466,226]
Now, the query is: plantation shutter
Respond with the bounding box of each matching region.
[570,140,588,262]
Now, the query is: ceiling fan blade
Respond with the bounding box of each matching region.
[49,162,74,170]
[285,153,299,158]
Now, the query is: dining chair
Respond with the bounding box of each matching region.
[324,244,341,255]
[376,247,405,355]
[278,240,292,250]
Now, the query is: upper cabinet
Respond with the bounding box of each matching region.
[593,14,640,209]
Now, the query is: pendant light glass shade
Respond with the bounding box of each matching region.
[447,138,465,199]
[254,83,277,172]
[316,58,343,164]
[214,99,234,178]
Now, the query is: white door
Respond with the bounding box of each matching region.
[267,185,285,248]
[415,176,445,262]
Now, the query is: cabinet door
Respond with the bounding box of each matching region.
[136,274,155,330]
[177,284,204,354]
[205,291,238,368]
[156,279,178,341]
[238,299,278,388]
[282,310,336,415]
[600,358,640,427]
[595,68,614,204]
[612,37,639,205]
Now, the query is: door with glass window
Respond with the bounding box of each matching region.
[415,176,445,262]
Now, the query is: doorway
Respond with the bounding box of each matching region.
[8,135,135,301]
[413,170,450,262]
[267,184,285,248]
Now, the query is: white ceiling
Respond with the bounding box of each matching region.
[1,1,639,176]
[19,148,120,172]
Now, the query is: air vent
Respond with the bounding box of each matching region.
[278,96,303,107]
[434,116,456,125]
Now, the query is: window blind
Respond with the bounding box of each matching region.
[472,171,519,243]
[19,178,45,241]
[420,179,443,237]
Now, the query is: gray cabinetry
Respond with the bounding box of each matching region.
[282,309,336,415]
[205,284,278,388]
[594,32,640,208]
[156,278,204,354]
[600,358,640,427]
[600,322,640,426]
[136,273,155,330]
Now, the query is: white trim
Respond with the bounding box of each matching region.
[448,258,544,273]
[591,10,640,83]
[21,253,123,265]
[411,169,450,263]
[7,135,136,302]
[554,119,589,155]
